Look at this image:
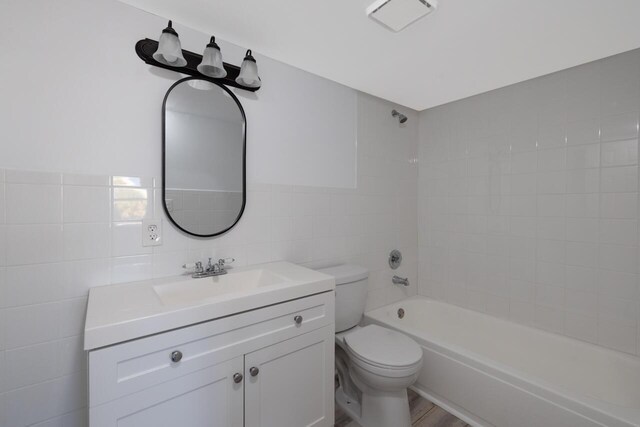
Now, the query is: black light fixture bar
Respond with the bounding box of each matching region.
[135,38,260,92]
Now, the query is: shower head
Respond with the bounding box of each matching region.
[392,109,408,124]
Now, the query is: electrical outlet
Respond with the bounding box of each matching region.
[142,219,162,247]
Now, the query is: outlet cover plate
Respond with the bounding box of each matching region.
[142,218,162,247]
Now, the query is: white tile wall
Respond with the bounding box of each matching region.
[0,92,418,426]
[418,49,640,356]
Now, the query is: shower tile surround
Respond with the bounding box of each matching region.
[419,49,640,356]
[0,93,418,426]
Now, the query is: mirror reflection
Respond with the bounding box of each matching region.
[163,78,246,236]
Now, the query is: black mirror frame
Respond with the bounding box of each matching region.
[162,76,247,238]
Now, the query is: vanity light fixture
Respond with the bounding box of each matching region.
[152,20,187,67]
[197,36,227,78]
[236,50,261,89]
[136,21,261,92]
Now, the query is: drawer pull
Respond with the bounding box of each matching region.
[250,366,259,377]
[294,315,303,325]
[170,351,183,363]
[233,373,243,383]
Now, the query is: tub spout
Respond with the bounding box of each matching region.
[392,275,409,286]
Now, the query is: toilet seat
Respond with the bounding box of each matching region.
[344,325,422,376]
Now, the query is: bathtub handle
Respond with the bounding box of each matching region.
[392,275,409,286]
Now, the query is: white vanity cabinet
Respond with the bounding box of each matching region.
[88,291,335,427]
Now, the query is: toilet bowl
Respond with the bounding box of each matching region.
[317,265,423,427]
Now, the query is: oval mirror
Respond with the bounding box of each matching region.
[163,77,246,237]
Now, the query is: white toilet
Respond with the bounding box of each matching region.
[318,264,423,427]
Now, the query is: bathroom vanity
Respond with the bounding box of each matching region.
[84,262,335,427]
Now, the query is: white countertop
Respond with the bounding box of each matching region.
[84,262,335,350]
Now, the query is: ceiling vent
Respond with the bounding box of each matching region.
[367,0,438,32]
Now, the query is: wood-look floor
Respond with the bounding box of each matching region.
[334,389,470,427]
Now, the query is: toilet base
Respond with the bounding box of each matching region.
[336,386,362,425]
[336,377,412,427]
[360,387,411,427]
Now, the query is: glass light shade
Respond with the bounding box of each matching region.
[197,37,227,78]
[153,21,187,67]
[235,50,261,88]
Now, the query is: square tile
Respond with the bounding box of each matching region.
[5,170,61,185]
[565,289,597,315]
[537,194,565,217]
[566,168,599,193]
[5,184,62,224]
[566,265,599,293]
[600,193,637,219]
[536,263,565,288]
[111,222,151,257]
[601,139,638,167]
[5,225,63,265]
[599,244,638,274]
[599,219,637,246]
[537,148,566,171]
[566,194,599,218]
[566,119,600,146]
[111,255,152,284]
[63,258,111,299]
[566,218,599,243]
[566,241,599,267]
[566,144,600,169]
[1,303,60,349]
[537,171,566,194]
[63,186,110,223]
[1,263,65,308]
[600,113,639,143]
[600,166,638,193]
[63,223,110,260]
[3,377,60,426]
[4,341,59,390]
[63,173,110,186]
[598,269,638,300]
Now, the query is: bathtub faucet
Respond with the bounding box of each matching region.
[392,275,409,286]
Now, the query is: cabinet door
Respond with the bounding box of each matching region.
[90,356,244,427]
[244,325,334,427]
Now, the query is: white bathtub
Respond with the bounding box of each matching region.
[364,296,640,427]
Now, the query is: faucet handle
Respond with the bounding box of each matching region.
[182,262,204,273]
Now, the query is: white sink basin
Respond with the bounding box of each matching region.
[84,262,335,350]
[153,269,291,306]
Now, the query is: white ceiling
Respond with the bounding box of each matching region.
[120,0,640,111]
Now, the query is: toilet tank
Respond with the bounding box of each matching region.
[317,264,369,332]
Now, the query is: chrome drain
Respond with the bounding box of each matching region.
[398,308,405,319]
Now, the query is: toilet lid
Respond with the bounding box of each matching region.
[344,325,422,368]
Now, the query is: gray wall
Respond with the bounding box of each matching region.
[418,49,640,356]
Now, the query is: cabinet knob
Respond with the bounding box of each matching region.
[170,351,183,363]
[233,373,243,383]
[249,367,259,377]
[294,315,303,325]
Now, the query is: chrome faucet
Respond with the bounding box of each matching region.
[183,258,235,278]
[392,275,409,287]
